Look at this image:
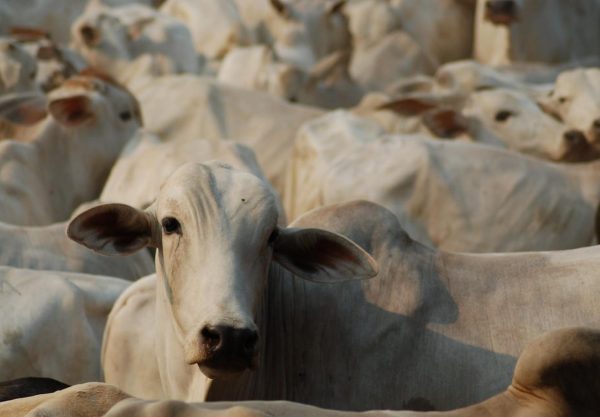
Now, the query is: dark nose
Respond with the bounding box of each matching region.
[561,130,598,162]
[564,129,587,146]
[200,325,258,361]
[485,0,516,14]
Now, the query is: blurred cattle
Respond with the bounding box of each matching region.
[129,74,323,193]
[284,111,600,251]
[0,71,142,225]
[71,2,198,82]
[475,0,600,65]
[538,68,600,149]
[0,0,165,45]
[100,133,286,223]
[0,219,153,279]
[0,267,129,384]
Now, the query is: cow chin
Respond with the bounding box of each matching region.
[484,11,518,25]
[197,356,257,380]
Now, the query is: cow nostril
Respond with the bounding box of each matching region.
[242,331,259,355]
[593,119,600,129]
[564,130,587,145]
[486,0,516,13]
[201,326,222,351]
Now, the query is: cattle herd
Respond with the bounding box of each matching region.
[0,0,600,416]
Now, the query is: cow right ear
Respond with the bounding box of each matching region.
[48,94,94,127]
[67,203,158,255]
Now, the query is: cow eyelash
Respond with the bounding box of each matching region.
[162,217,181,235]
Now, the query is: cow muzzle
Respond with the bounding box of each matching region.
[196,325,259,379]
[560,129,600,162]
[485,0,518,25]
[588,118,600,146]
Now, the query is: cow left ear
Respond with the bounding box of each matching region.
[67,203,158,255]
[272,227,378,283]
[48,94,94,127]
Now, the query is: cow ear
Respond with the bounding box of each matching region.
[422,108,469,138]
[326,0,346,16]
[376,97,437,116]
[0,92,47,125]
[67,203,158,255]
[269,0,291,18]
[272,227,378,283]
[48,94,94,127]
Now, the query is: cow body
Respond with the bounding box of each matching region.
[4,326,600,417]
[68,163,600,411]
[284,111,600,251]
[0,267,129,384]
[0,220,153,279]
[99,198,600,410]
[475,0,600,65]
[100,133,286,223]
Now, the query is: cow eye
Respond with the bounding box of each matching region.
[119,111,132,122]
[495,110,513,122]
[558,97,568,104]
[267,228,279,245]
[162,217,181,235]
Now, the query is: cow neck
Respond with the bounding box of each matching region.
[35,121,115,216]
[153,254,213,402]
[204,227,448,404]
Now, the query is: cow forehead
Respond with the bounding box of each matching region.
[156,163,279,228]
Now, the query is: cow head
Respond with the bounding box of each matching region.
[68,162,377,379]
[463,88,595,162]
[538,68,600,149]
[47,70,141,133]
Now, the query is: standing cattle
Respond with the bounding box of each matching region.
[160,0,251,60]
[475,0,600,65]
[7,28,86,92]
[284,111,600,251]
[129,74,323,193]
[234,0,351,72]
[0,38,37,94]
[69,163,600,410]
[0,0,165,45]
[71,2,199,82]
[0,71,142,225]
[0,267,129,384]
